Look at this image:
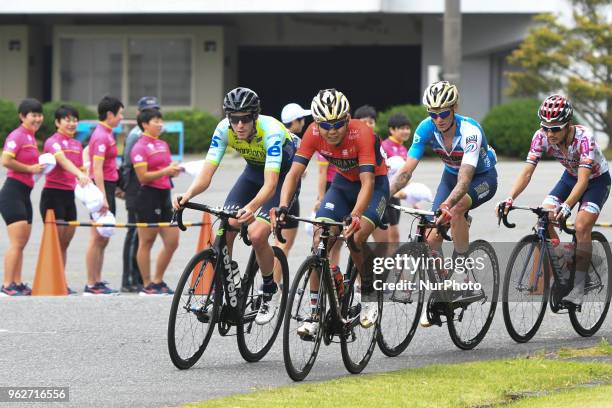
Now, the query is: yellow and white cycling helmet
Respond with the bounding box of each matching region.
[311,89,350,122]
[423,81,459,110]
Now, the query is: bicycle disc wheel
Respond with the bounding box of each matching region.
[283,256,325,381]
[377,243,425,357]
[237,246,289,362]
[168,249,221,369]
[569,231,612,337]
[447,240,499,350]
[341,259,382,374]
[502,235,550,343]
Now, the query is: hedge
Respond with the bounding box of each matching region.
[0,100,19,144]
[163,109,220,153]
[375,104,429,140]
[481,98,541,158]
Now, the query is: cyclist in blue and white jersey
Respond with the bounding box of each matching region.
[173,87,296,325]
[390,81,498,326]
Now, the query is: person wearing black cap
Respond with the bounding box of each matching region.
[119,96,159,292]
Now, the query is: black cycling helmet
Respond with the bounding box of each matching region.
[223,87,261,114]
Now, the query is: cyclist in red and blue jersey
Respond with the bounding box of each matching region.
[272,89,389,336]
[498,94,610,306]
[174,87,297,325]
[390,81,498,327]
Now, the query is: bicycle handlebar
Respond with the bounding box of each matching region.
[388,203,452,241]
[274,213,359,252]
[498,205,576,235]
[172,197,252,245]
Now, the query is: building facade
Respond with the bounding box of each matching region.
[0,0,565,119]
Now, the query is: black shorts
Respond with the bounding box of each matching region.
[135,186,173,223]
[0,177,33,225]
[40,188,77,221]
[383,197,401,226]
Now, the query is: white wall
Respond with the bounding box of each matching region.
[52,25,225,116]
[0,0,559,14]
[0,25,28,104]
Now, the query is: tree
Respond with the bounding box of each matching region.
[506,0,611,138]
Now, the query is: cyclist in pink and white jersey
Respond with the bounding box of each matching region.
[499,94,610,306]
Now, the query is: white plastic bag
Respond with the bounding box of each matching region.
[92,210,116,238]
[75,183,105,213]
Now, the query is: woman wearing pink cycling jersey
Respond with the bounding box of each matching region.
[40,105,91,292]
[499,94,610,307]
[131,109,181,296]
[0,99,44,296]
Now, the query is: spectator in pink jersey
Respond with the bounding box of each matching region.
[131,109,181,296]
[0,99,44,296]
[373,112,412,243]
[84,96,124,296]
[40,105,91,294]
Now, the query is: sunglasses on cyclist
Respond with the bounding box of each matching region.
[540,122,568,133]
[318,119,347,131]
[228,113,255,125]
[428,110,452,120]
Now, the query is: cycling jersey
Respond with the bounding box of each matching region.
[2,125,39,188]
[295,119,387,181]
[206,114,294,173]
[88,122,119,182]
[408,114,497,175]
[526,125,609,179]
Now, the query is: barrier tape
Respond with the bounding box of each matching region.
[47,221,205,228]
[567,222,611,228]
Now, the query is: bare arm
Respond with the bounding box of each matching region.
[390,156,419,195]
[1,154,40,173]
[443,164,476,208]
[507,163,536,200]
[134,163,180,184]
[352,171,374,217]
[245,170,279,212]
[317,162,328,200]
[185,162,218,199]
[280,161,306,208]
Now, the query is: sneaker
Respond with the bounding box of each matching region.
[0,283,22,296]
[67,286,77,295]
[297,321,320,338]
[83,282,119,296]
[15,283,32,296]
[562,286,585,306]
[255,284,279,325]
[419,309,433,328]
[139,283,165,296]
[359,301,378,328]
[158,281,175,295]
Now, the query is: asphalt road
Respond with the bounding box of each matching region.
[0,156,610,407]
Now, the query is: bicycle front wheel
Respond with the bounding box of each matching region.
[168,249,220,369]
[502,235,549,343]
[569,231,612,337]
[376,242,425,357]
[341,259,382,374]
[237,246,289,362]
[283,256,325,381]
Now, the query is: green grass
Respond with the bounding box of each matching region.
[185,343,612,408]
[557,338,612,358]
[497,384,612,408]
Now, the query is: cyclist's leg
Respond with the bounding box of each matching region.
[564,171,610,304]
[542,171,575,240]
[426,171,456,251]
[223,165,262,255]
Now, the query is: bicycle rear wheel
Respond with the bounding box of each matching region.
[447,240,499,350]
[502,235,550,343]
[283,256,325,381]
[376,242,425,357]
[168,249,221,369]
[341,259,382,374]
[237,246,289,362]
[569,231,612,337]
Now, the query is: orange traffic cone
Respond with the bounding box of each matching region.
[32,210,68,296]
[191,212,214,295]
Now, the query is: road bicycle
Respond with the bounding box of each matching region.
[167,201,289,368]
[498,205,611,342]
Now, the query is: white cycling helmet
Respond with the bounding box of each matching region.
[423,81,459,110]
[311,89,350,122]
